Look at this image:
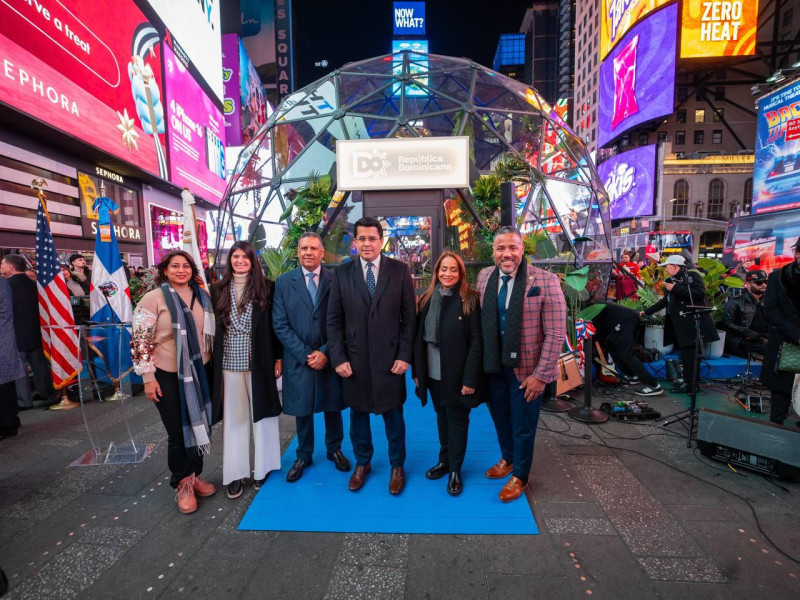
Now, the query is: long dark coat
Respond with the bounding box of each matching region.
[760,264,800,394]
[211,279,282,425]
[644,269,718,348]
[0,277,25,385]
[412,292,484,409]
[7,273,41,350]
[272,266,344,417]
[327,255,416,414]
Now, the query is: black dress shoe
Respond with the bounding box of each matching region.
[447,471,462,496]
[671,384,691,394]
[226,479,243,499]
[425,462,449,480]
[254,473,270,490]
[329,449,351,472]
[286,459,310,483]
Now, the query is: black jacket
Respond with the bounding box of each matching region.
[761,264,800,394]
[644,269,719,348]
[721,290,766,355]
[327,255,416,414]
[412,292,484,409]
[211,279,283,425]
[7,273,41,351]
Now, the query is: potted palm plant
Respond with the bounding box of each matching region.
[694,258,743,359]
[637,264,673,354]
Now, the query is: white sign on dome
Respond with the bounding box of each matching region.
[336,137,469,191]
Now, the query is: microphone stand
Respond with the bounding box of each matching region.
[661,269,709,447]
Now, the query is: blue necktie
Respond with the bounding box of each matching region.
[306,272,317,304]
[366,262,376,298]
[498,275,510,338]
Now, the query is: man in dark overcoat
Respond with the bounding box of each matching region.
[327,217,416,495]
[0,276,25,439]
[273,232,350,482]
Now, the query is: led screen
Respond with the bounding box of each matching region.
[596,145,657,220]
[0,1,167,178]
[392,39,429,97]
[393,2,426,36]
[164,44,227,206]
[680,0,758,58]
[600,0,671,59]
[142,0,223,102]
[598,4,677,148]
[752,80,800,215]
[222,35,268,147]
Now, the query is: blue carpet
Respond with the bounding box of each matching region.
[238,375,538,535]
[645,353,760,381]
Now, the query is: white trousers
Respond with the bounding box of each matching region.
[222,370,281,484]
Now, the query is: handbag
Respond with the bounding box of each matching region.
[777,342,800,373]
[556,352,583,395]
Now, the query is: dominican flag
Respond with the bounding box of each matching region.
[35,198,80,389]
[181,189,208,288]
[89,196,133,323]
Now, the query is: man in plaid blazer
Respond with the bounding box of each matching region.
[476,227,566,502]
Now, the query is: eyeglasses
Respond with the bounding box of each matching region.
[356,236,381,243]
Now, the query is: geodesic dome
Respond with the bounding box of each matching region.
[218,51,612,288]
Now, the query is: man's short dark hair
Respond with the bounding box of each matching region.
[2,254,28,273]
[495,226,522,239]
[298,231,323,245]
[353,217,383,240]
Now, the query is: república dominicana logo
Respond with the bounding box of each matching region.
[352,149,391,179]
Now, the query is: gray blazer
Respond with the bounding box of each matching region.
[0,277,26,385]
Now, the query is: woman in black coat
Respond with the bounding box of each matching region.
[760,242,800,425]
[211,241,283,499]
[412,251,483,496]
[643,255,718,393]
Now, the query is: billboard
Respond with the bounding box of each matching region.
[752,80,800,215]
[600,0,671,59]
[680,0,758,58]
[392,39,429,97]
[597,145,657,220]
[163,44,227,206]
[0,1,167,178]
[597,4,677,148]
[141,0,223,102]
[241,0,276,95]
[731,210,800,273]
[222,35,268,147]
[394,2,426,36]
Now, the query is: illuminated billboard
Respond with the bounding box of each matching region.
[142,0,223,102]
[681,0,758,58]
[222,35,268,147]
[597,145,657,220]
[597,4,677,148]
[600,0,671,59]
[0,2,167,178]
[163,45,227,206]
[392,40,429,97]
[394,2,426,36]
[752,80,800,215]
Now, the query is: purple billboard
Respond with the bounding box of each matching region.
[597,145,657,220]
[597,4,677,148]
[222,34,268,147]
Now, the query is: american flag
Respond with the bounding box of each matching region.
[35,198,80,389]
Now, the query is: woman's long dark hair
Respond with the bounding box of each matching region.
[154,250,203,286]
[417,251,479,316]
[213,241,270,327]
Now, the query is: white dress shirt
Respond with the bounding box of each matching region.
[360,254,381,283]
[301,265,322,290]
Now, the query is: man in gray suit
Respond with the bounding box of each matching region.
[273,232,351,482]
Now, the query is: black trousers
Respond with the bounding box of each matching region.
[0,380,19,437]
[428,379,470,472]
[769,390,791,424]
[679,345,698,387]
[605,334,657,386]
[350,408,406,468]
[295,411,345,462]
[154,367,210,488]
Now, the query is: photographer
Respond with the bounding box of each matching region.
[641,255,718,393]
[721,270,768,358]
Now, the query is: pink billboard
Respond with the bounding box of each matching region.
[163,44,227,206]
[0,1,167,178]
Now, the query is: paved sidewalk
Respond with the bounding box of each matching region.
[1,384,799,599]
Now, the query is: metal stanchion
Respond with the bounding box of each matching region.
[568,341,609,423]
[540,380,571,412]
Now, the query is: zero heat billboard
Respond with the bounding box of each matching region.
[600,0,671,59]
[752,80,800,215]
[680,0,758,58]
[597,3,677,149]
[0,1,168,179]
[163,44,227,206]
[597,145,657,221]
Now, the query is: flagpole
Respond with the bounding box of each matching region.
[31,178,80,411]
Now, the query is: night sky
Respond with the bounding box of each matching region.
[293,0,533,88]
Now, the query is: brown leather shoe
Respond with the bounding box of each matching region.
[389,466,405,495]
[499,476,528,503]
[176,475,197,514]
[349,463,371,491]
[485,458,513,479]
[192,475,216,497]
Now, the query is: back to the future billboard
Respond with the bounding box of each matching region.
[752,80,800,215]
